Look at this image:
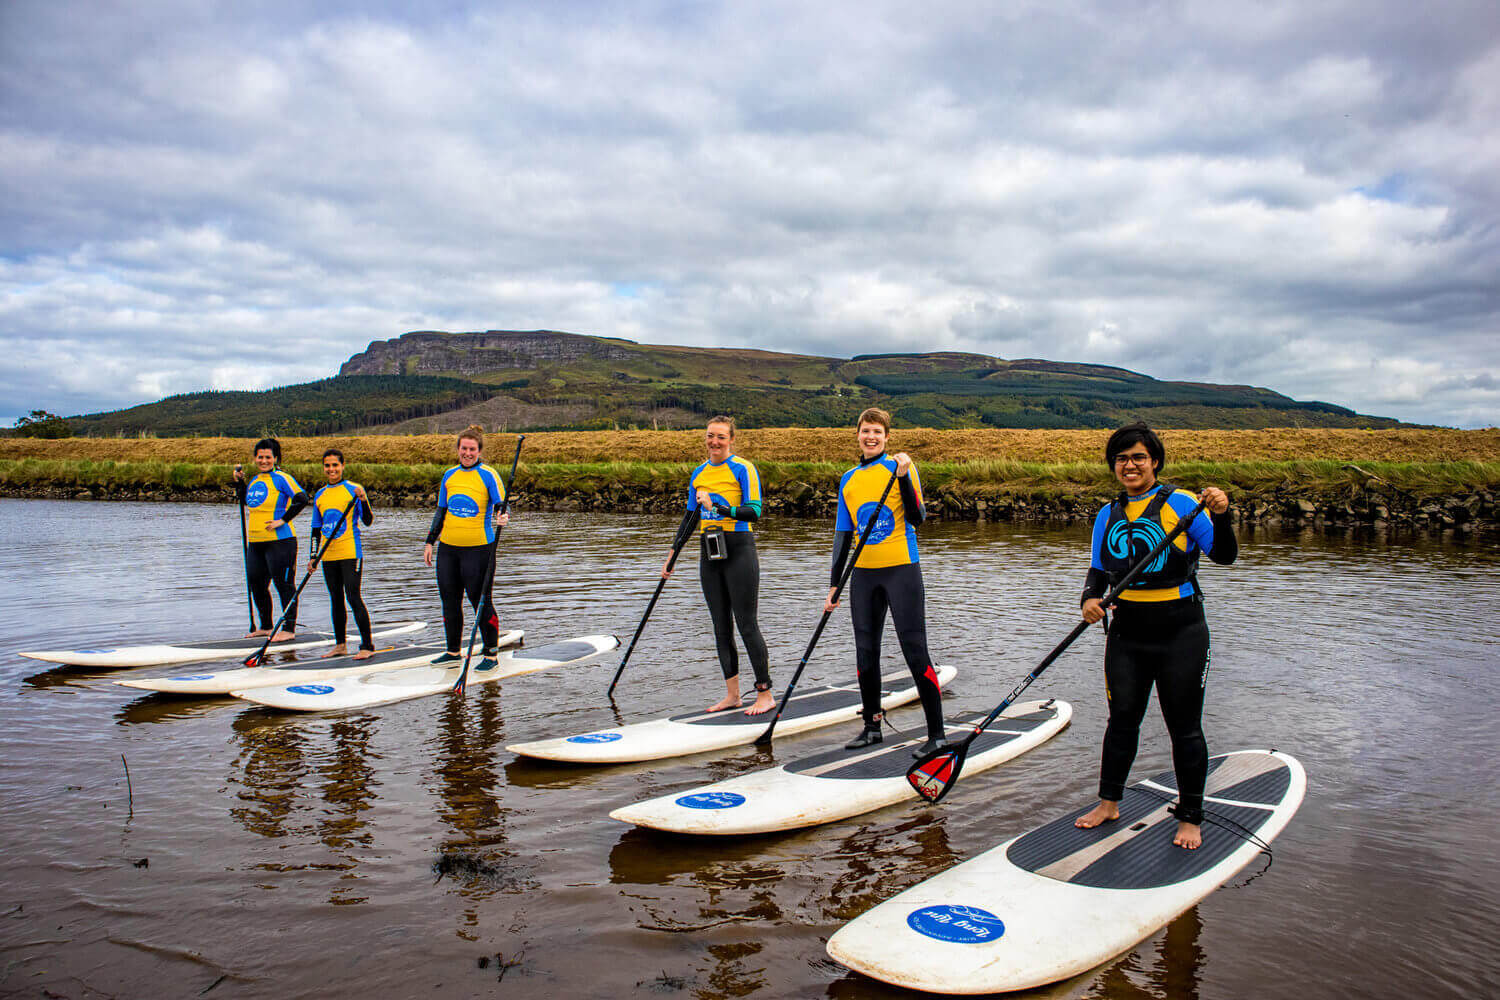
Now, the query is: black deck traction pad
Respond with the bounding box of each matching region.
[175,623,410,651]
[782,708,1059,780]
[668,684,883,727]
[508,640,599,664]
[272,646,435,671]
[1006,755,1290,889]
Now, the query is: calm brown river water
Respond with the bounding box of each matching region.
[1,500,1496,999]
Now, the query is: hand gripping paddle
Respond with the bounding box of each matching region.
[244,493,360,667]
[907,497,1209,803]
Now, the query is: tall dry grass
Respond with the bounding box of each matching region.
[3,427,1497,466]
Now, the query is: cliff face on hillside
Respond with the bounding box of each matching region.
[340,330,637,377]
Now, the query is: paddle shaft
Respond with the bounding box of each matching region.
[755,465,902,746]
[235,465,254,632]
[607,506,701,698]
[244,494,359,666]
[454,436,525,696]
[909,497,1210,800]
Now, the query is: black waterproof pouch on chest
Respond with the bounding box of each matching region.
[703,526,728,561]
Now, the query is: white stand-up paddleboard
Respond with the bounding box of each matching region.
[234,635,618,712]
[113,630,524,695]
[18,621,426,668]
[827,750,1306,994]
[508,665,957,764]
[610,700,1070,835]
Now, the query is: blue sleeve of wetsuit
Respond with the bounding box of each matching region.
[1081,507,1110,604]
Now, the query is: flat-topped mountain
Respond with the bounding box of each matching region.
[67,329,1404,436]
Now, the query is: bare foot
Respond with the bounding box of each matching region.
[320,644,348,659]
[707,694,741,712]
[271,630,295,643]
[245,628,272,638]
[1074,800,1120,829]
[744,691,776,716]
[1173,821,1203,849]
[353,648,375,661]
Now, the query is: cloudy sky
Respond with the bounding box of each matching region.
[3,0,1497,427]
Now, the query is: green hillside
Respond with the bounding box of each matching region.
[63,330,1406,436]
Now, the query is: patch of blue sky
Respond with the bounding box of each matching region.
[610,281,653,299]
[1354,172,1413,203]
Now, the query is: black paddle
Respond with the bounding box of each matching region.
[754,464,902,747]
[906,496,1210,804]
[243,493,360,667]
[453,435,525,697]
[235,464,254,633]
[606,505,702,699]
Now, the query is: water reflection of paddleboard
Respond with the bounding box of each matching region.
[611,700,1069,834]
[18,621,426,668]
[508,665,958,764]
[235,634,618,712]
[115,630,523,695]
[827,749,1306,994]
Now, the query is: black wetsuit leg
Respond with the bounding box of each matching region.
[322,559,374,650]
[850,564,945,737]
[436,542,499,652]
[698,533,771,689]
[1098,598,1211,823]
[248,538,299,631]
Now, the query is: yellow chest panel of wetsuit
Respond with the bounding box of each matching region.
[837,457,922,569]
[245,470,302,543]
[312,482,364,562]
[690,456,761,533]
[437,463,505,547]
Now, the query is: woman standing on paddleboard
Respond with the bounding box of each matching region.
[233,438,308,641]
[662,416,774,715]
[1075,422,1237,850]
[423,425,509,669]
[309,448,375,659]
[828,408,947,756]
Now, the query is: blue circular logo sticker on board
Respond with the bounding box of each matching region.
[566,732,623,744]
[287,684,335,696]
[320,509,349,539]
[855,502,897,545]
[170,674,214,682]
[675,792,746,810]
[447,495,480,518]
[906,904,1005,944]
[76,648,116,654]
[246,481,269,506]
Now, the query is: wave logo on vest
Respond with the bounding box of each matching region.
[855,502,897,545]
[246,481,269,506]
[447,495,480,519]
[567,732,623,744]
[675,791,746,810]
[1107,519,1169,574]
[906,904,1005,944]
[320,508,349,539]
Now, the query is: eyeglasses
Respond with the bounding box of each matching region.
[1113,453,1153,468]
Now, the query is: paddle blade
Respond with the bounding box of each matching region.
[907,745,968,804]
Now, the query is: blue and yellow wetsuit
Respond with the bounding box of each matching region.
[235,469,308,632]
[1080,484,1239,825]
[678,455,770,691]
[425,463,507,653]
[830,454,944,741]
[311,480,375,651]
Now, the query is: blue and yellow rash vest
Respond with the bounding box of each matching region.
[835,454,923,570]
[688,455,762,533]
[432,463,506,547]
[244,470,305,543]
[310,481,369,562]
[1088,485,1217,602]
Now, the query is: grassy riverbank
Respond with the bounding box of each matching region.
[3,429,1497,533]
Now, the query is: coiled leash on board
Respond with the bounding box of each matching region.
[1137,777,1276,889]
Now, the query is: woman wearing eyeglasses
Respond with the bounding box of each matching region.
[1073,422,1237,850]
